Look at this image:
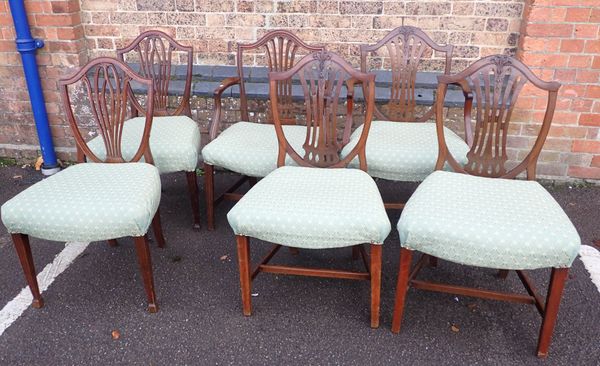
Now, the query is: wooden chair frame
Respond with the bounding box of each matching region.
[353,26,455,210]
[205,30,325,230]
[117,30,201,230]
[235,51,384,327]
[391,55,565,358]
[9,57,165,313]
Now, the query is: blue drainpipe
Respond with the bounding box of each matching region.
[8,0,60,175]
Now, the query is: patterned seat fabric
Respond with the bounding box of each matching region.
[1,163,161,242]
[398,171,581,270]
[87,116,201,174]
[340,121,470,181]
[227,166,391,249]
[202,122,307,177]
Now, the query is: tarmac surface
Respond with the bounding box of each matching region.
[0,165,598,365]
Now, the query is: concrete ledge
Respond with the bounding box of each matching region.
[133,64,467,107]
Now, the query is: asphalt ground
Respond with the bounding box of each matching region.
[0,165,598,365]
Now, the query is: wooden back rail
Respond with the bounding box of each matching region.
[59,57,155,164]
[117,30,193,118]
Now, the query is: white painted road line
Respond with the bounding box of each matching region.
[579,245,600,294]
[0,241,89,337]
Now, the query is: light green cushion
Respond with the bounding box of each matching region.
[340,121,470,181]
[1,163,161,242]
[398,171,581,270]
[87,116,201,174]
[227,166,391,249]
[202,122,307,178]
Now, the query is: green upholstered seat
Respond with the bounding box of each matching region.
[398,171,581,270]
[1,163,161,242]
[201,122,307,177]
[87,116,201,174]
[227,166,391,249]
[341,121,470,181]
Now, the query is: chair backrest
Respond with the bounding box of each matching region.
[237,30,325,123]
[117,30,193,117]
[434,55,560,180]
[360,26,453,122]
[269,51,376,170]
[59,57,155,164]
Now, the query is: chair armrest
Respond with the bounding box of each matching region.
[346,77,363,99]
[214,77,241,97]
[210,77,241,140]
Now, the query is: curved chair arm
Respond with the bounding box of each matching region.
[347,77,363,102]
[210,76,241,141]
[462,90,474,147]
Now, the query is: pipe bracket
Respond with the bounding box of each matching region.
[15,38,44,53]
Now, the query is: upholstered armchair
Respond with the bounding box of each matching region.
[340,26,469,209]
[202,30,325,230]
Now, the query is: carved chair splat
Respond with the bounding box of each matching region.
[360,25,453,122]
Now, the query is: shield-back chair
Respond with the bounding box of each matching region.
[226,51,391,328]
[391,55,581,358]
[87,30,201,229]
[1,58,164,312]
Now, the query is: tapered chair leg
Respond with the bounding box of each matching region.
[108,239,118,247]
[537,268,569,358]
[370,244,382,328]
[186,171,201,230]
[151,208,166,248]
[133,235,158,313]
[204,163,215,231]
[391,247,413,333]
[12,234,44,309]
[236,235,252,316]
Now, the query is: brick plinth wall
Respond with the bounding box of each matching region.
[0,0,598,181]
[0,0,87,159]
[518,0,600,180]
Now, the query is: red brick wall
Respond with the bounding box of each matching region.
[518,0,600,180]
[0,0,87,159]
[0,0,598,181]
